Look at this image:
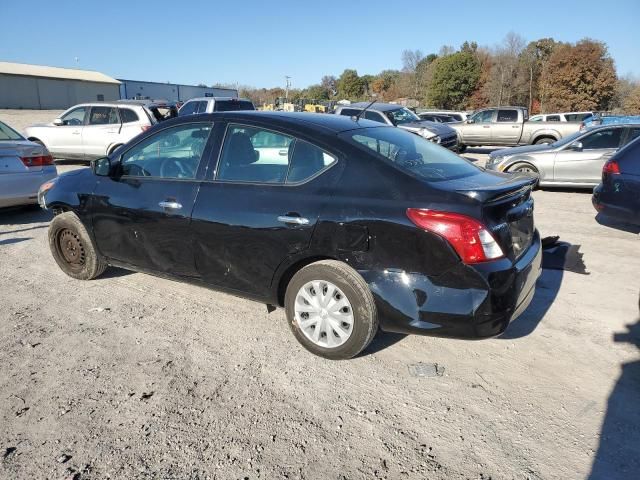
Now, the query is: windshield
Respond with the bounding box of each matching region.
[0,121,24,141]
[385,107,421,125]
[341,126,480,182]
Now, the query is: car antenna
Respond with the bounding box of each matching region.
[353,95,377,122]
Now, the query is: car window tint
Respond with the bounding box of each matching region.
[497,109,518,122]
[625,127,640,145]
[89,107,119,125]
[120,123,212,179]
[338,108,360,117]
[546,115,561,122]
[287,141,336,183]
[179,101,197,116]
[195,101,209,113]
[472,110,494,123]
[61,107,87,125]
[618,137,640,175]
[364,111,386,123]
[346,127,479,182]
[213,100,255,112]
[529,115,542,122]
[217,125,293,183]
[581,129,623,149]
[119,108,139,123]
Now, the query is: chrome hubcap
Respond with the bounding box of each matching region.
[294,280,354,348]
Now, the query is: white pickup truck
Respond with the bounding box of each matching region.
[452,106,581,151]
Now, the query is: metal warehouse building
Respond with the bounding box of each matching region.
[118,79,238,102]
[0,62,120,109]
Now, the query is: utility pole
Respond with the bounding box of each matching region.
[285,76,291,101]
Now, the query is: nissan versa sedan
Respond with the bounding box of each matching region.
[39,112,541,359]
[0,120,57,208]
[486,124,640,188]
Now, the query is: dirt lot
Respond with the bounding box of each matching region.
[1,110,639,479]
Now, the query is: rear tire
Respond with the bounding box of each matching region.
[284,260,378,360]
[534,137,554,145]
[457,144,467,153]
[48,212,107,280]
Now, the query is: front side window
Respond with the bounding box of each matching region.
[529,115,542,122]
[546,115,561,122]
[344,127,480,182]
[89,107,119,125]
[497,110,518,122]
[581,128,623,150]
[120,123,212,179]
[217,125,335,184]
[195,101,209,113]
[364,111,387,123]
[471,109,495,123]
[178,101,197,116]
[61,107,87,126]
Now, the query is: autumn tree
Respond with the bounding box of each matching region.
[427,50,481,109]
[623,84,640,114]
[542,39,617,111]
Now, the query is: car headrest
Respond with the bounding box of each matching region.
[226,132,258,166]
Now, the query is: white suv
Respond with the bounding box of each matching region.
[25,102,157,162]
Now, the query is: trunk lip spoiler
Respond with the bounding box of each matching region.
[456,177,536,203]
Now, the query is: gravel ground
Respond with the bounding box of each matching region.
[1,110,639,479]
[1,109,63,134]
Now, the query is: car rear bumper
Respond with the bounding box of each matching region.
[592,183,639,224]
[360,230,542,338]
[0,168,57,208]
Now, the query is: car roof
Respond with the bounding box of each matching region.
[70,102,146,109]
[185,97,252,102]
[172,111,384,133]
[344,102,406,112]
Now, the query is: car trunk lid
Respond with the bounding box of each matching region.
[0,141,49,173]
[431,172,537,260]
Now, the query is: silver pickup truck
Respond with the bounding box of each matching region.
[452,106,581,150]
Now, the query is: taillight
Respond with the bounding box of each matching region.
[21,155,54,167]
[602,159,620,177]
[406,208,504,264]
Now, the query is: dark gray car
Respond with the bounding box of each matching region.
[334,103,459,151]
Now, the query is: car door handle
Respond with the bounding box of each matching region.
[277,215,309,225]
[279,149,288,156]
[512,125,520,128]
[159,201,182,210]
[72,131,81,135]
[483,125,490,128]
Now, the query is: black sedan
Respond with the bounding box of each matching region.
[39,111,541,359]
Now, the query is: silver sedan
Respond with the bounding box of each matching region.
[0,120,57,208]
[485,124,640,188]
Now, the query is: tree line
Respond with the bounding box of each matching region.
[231,33,640,114]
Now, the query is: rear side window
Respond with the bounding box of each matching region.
[497,110,518,122]
[625,127,640,145]
[119,108,139,123]
[581,129,623,149]
[343,127,480,182]
[338,108,360,117]
[213,100,255,112]
[0,121,24,140]
[179,101,197,116]
[217,125,335,184]
[89,106,119,125]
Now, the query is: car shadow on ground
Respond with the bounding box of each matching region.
[588,313,640,479]
[360,331,407,357]
[0,237,32,246]
[98,267,134,279]
[466,147,502,155]
[595,213,640,234]
[0,206,52,226]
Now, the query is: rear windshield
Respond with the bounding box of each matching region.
[341,127,480,182]
[0,121,24,141]
[214,100,255,112]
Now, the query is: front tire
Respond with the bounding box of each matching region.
[48,212,107,280]
[508,162,538,174]
[534,137,554,145]
[284,260,378,360]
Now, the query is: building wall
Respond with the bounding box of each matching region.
[0,74,119,109]
[119,79,238,102]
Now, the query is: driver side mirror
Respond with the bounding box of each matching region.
[92,157,111,176]
[53,118,64,126]
[569,141,583,152]
[466,118,474,124]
